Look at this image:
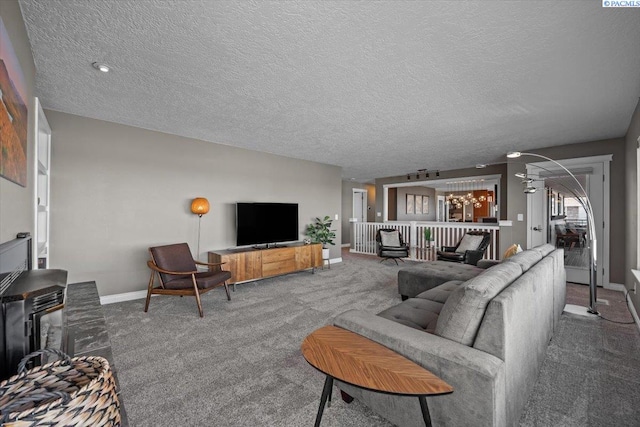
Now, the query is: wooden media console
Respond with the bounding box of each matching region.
[208,243,323,284]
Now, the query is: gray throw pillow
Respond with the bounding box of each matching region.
[455,234,484,254]
[380,230,401,247]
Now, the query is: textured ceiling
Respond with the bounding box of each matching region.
[18,1,640,182]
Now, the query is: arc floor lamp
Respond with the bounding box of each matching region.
[191,197,210,261]
[507,151,599,315]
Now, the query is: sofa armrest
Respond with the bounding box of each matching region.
[332,309,506,426]
[440,246,457,252]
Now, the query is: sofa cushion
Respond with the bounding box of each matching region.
[503,250,542,272]
[378,298,443,334]
[415,280,464,304]
[380,230,401,247]
[455,234,485,253]
[531,243,555,257]
[398,261,484,298]
[435,262,523,346]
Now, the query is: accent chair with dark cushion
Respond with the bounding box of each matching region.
[146,243,232,317]
[376,228,409,264]
[555,224,583,249]
[436,230,491,265]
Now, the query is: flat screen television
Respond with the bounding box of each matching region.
[236,203,299,247]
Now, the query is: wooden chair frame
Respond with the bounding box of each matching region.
[145,258,230,317]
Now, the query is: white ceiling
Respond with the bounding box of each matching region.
[18,1,640,182]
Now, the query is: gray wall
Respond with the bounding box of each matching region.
[395,186,436,221]
[47,111,342,296]
[625,99,640,315]
[0,0,36,243]
[340,181,374,244]
[374,164,508,221]
[374,144,626,285]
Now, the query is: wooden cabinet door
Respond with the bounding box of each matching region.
[209,250,262,283]
[262,247,296,278]
[310,244,323,268]
[295,245,312,270]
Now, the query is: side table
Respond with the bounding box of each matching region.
[301,325,453,427]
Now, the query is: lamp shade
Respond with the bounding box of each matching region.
[191,197,210,216]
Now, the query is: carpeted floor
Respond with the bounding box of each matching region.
[103,250,640,426]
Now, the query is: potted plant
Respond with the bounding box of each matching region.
[305,216,336,260]
[424,227,433,248]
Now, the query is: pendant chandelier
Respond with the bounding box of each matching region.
[446,180,484,209]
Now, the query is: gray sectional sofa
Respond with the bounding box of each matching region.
[332,244,566,427]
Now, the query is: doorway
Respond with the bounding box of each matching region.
[436,196,446,222]
[352,189,367,223]
[525,155,611,288]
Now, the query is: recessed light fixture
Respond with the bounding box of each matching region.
[92,62,110,73]
[475,164,487,169]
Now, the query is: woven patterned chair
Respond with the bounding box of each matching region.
[146,243,231,317]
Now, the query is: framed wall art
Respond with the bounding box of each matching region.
[0,17,28,187]
[406,194,414,214]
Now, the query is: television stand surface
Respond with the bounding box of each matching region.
[209,243,323,286]
[255,243,288,250]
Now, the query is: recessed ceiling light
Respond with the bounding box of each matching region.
[92,62,110,73]
[475,164,487,169]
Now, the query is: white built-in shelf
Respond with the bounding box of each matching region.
[34,98,51,269]
[37,160,48,175]
[37,242,48,256]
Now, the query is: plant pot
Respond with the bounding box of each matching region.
[322,248,330,260]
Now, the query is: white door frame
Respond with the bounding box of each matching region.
[352,188,367,223]
[436,195,446,222]
[525,176,546,249]
[526,155,612,289]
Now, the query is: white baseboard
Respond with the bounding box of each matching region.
[605,282,625,292]
[100,290,147,305]
[100,258,344,304]
[341,243,351,248]
[627,296,640,334]
[563,304,600,318]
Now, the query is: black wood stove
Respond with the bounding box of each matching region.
[0,237,67,380]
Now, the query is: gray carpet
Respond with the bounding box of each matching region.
[103,252,640,426]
